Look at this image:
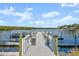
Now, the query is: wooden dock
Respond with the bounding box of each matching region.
[24,32,54,56]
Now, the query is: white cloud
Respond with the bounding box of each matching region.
[0,6,33,23]
[27,19,55,27]
[27,15,79,27]
[17,12,33,23]
[0,20,4,23]
[61,15,79,21]
[58,15,79,25]
[0,6,15,16]
[35,21,48,24]
[61,15,72,21]
[28,21,46,25]
[0,20,5,25]
[25,8,33,11]
[42,11,60,18]
[61,3,79,8]
[34,21,43,25]
[24,15,79,27]
[74,10,79,13]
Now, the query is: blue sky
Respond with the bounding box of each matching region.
[0,3,79,27]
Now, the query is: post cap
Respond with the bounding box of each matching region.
[53,34,58,38]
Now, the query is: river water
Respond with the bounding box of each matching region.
[0,29,79,54]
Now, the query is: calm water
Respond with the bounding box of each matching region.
[0,29,79,53]
[49,30,79,53]
[0,47,18,52]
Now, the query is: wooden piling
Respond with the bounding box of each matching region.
[53,34,58,56]
[19,33,22,56]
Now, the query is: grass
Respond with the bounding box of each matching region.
[68,51,79,56]
[60,48,79,56]
[67,48,79,56]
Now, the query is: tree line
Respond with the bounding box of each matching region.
[0,26,34,31]
[58,23,79,30]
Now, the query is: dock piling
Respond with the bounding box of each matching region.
[19,33,22,56]
[53,34,58,56]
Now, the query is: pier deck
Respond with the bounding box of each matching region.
[25,32,54,56]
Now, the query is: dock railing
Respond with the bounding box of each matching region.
[19,33,35,56]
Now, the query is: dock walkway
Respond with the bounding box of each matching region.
[25,32,54,56]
